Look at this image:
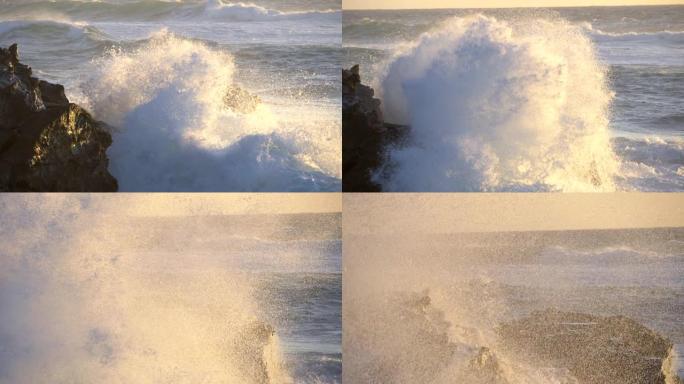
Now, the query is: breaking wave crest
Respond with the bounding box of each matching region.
[0,19,112,54]
[82,30,339,191]
[201,0,340,22]
[0,196,294,384]
[375,15,620,192]
[579,21,684,43]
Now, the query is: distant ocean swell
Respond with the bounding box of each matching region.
[0,19,114,55]
[0,0,341,23]
[578,21,684,42]
[343,14,684,44]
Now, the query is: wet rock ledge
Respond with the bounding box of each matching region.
[342,65,408,192]
[0,44,117,191]
[499,309,683,384]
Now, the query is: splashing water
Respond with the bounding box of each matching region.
[0,196,302,384]
[81,30,339,191]
[375,15,620,192]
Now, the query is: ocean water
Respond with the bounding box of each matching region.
[343,6,684,192]
[345,227,684,383]
[0,196,342,383]
[0,0,341,191]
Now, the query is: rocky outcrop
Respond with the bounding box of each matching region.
[499,309,681,384]
[342,65,408,191]
[0,44,117,191]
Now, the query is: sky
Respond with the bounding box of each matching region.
[343,0,683,9]
[345,194,684,233]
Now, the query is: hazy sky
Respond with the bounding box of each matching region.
[345,194,684,233]
[343,0,683,9]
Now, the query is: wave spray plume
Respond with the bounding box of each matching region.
[377,15,620,192]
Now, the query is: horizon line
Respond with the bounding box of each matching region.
[343,3,684,10]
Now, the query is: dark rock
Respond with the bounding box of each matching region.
[342,65,408,192]
[0,44,117,191]
[498,309,681,384]
[38,80,69,108]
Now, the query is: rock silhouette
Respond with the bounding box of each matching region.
[0,44,117,191]
[342,65,408,191]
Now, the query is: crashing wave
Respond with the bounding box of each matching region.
[346,287,683,384]
[0,196,295,384]
[81,30,339,191]
[374,15,620,192]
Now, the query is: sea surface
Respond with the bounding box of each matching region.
[343,6,684,191]
[0,0,342,191]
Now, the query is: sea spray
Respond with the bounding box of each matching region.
[376,15,620,192]
[80,30,338,191]
[344,286,576,384]
[344,217,684,384]
[0,196,294,384]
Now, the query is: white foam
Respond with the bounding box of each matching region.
[82,30,339,191]
[614,136,684,191]
[0,196,294,384]
[202,0,340,22]
[375,15,620,192]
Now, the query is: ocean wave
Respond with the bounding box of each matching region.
[580,22,684,43]
[0,1,181,22]
[201,1,340,22]
[614,136,684,191]
[0,19,112,45]
[374,15,620,192]
[540,245,684,264]
[80,30,339,191]
[0,0,340,23]
[343,18,431,42]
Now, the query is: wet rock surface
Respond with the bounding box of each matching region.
[499,309,681,384]
[0,44,117,191]
[342,65,408,191]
